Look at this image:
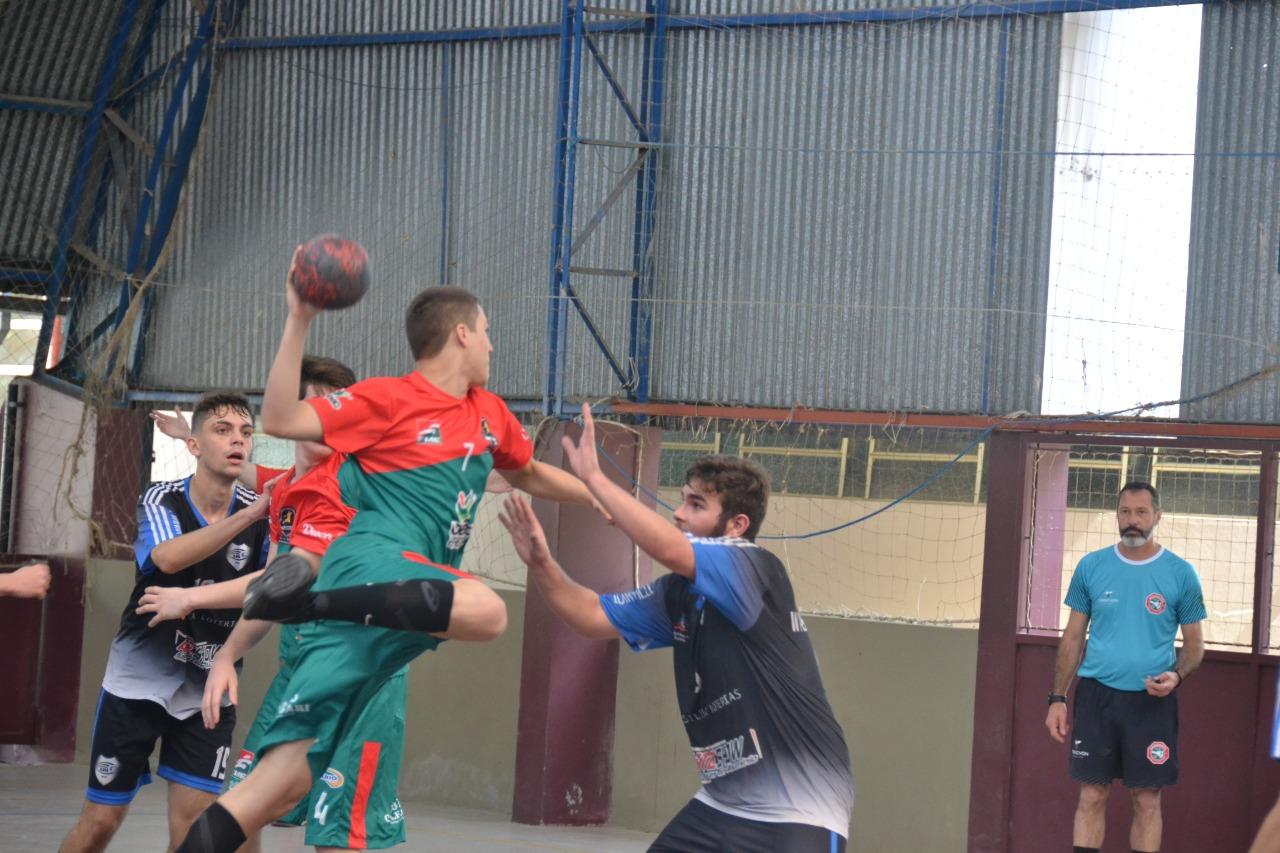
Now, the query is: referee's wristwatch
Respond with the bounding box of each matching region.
[1047,693,1068,705]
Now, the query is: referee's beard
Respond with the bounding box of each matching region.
[1120,524,1153,547]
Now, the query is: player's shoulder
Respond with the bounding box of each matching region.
[233,483,260,508]
[467,385,516,415]
[1080,545,1118,568]
[1156,547,1196,574]
[140,478,188,505]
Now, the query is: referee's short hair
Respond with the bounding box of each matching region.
[685,455,771,541]
[1119,480,1160,509]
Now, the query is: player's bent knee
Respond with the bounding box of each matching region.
[444,579,507,641]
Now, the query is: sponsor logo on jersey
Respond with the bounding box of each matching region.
[226,542,250,572]
[173,629,219,669]
[416,421,442,445]
[300,522,335,542]
[321,767,345,789]
[672,617,689,644]
[1147,740,1170,765]
[325,390,352,410]
[447,490,479,550]
[384,799,405,825]
[231,749,255,782]
[1145,592,1167,615]
[1097,589,1118,607]
[691,728,764,782]
[279,506,296,544]
[790,611,808,633]
[610,585,655,606]
[277,692,310,717]
[682,689,742,725]
[480,417,499,450]
[94,755,120,786]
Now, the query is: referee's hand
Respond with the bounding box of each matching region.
[1045,704,1069,743]
[1144,671,1179,697]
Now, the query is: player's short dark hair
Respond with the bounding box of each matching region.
[405,286,482,360]
[685,455,771,541]
[300,355,356,398]
[1120,480,1160,509]
[191,391,253,434]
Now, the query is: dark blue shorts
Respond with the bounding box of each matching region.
[1069,677,1178,789]
[85,690,235,805]
[649,798,847,853]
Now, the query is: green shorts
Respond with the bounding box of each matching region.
[230,654,409,849]
[256,543,466,786]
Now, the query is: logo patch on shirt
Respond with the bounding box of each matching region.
[416,421,442,445]
[321,768,345,789]
[1145,592,1167,615]
[226,542,250,572]
[278,506,296,545]
[325,390,351,410]
[479,417,499,450]
[447,490,478,550]
[1146,740,1170,765]
[94,755,120,786]
[231,749,254,782]
[691,728,764,782]
[173,629,219,669]
[277,692,310,717]
[673,617,689,644]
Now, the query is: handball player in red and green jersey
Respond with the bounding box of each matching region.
[175,254,597,853]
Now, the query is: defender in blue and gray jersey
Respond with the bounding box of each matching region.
[59,393,270,853]
[498,406,853,852]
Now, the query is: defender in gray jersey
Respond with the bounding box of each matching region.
[498,405,853,852]
[59,393,271,853]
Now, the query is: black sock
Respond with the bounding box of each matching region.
[311,578,456,633]
[1073,848,1100,853]
[176,801,245,853]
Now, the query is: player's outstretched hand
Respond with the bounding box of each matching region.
[149,406,190,441]
[3,561,51,599]
[561,403,603,483]
[284,245,323,324]
[499,494,554,570]
[1045,703,1069,743]
[136,585,193,627]
[202,653,239,730]
[248,472,286,519]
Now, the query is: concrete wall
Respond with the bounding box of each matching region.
[76,562,977,850]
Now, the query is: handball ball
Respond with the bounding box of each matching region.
[292,234,369,310]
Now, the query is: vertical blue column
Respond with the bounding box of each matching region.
[35,0,142,374]
[627,0,669,404]
[544,0,585,415]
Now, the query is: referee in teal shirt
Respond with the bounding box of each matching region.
[1046,482,1206,853]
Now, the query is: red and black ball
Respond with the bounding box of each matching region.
[291,234,369,310]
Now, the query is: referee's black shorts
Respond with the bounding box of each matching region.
[1069,676,1178,789]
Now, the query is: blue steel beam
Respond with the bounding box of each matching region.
[0,97,90,116]
[218,0,1218,52]
[544,0,577,414]
[581,30,647,140]
[35,0,142,374]
[627,0,669,404]
[110,0,224,384]
[66,0,170,382]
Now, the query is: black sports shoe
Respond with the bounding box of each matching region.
[243,552,317,623]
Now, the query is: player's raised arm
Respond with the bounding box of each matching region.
[563,404,695,579]
[261,248,324,441]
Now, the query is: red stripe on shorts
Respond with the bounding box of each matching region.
[347,741,382,849]
[401,550,475,580]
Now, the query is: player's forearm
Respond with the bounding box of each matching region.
[1051,635,1083,694]
[528,558,619,640]
[508,461,594,506]
[262,315,310,436]
[583,471,694,577]
[220,616,274,660]
[150,511,260,574]
[188,571,261,610]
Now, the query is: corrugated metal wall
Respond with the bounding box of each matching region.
[1180,0,1280,421]
[128,4,1059,411]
